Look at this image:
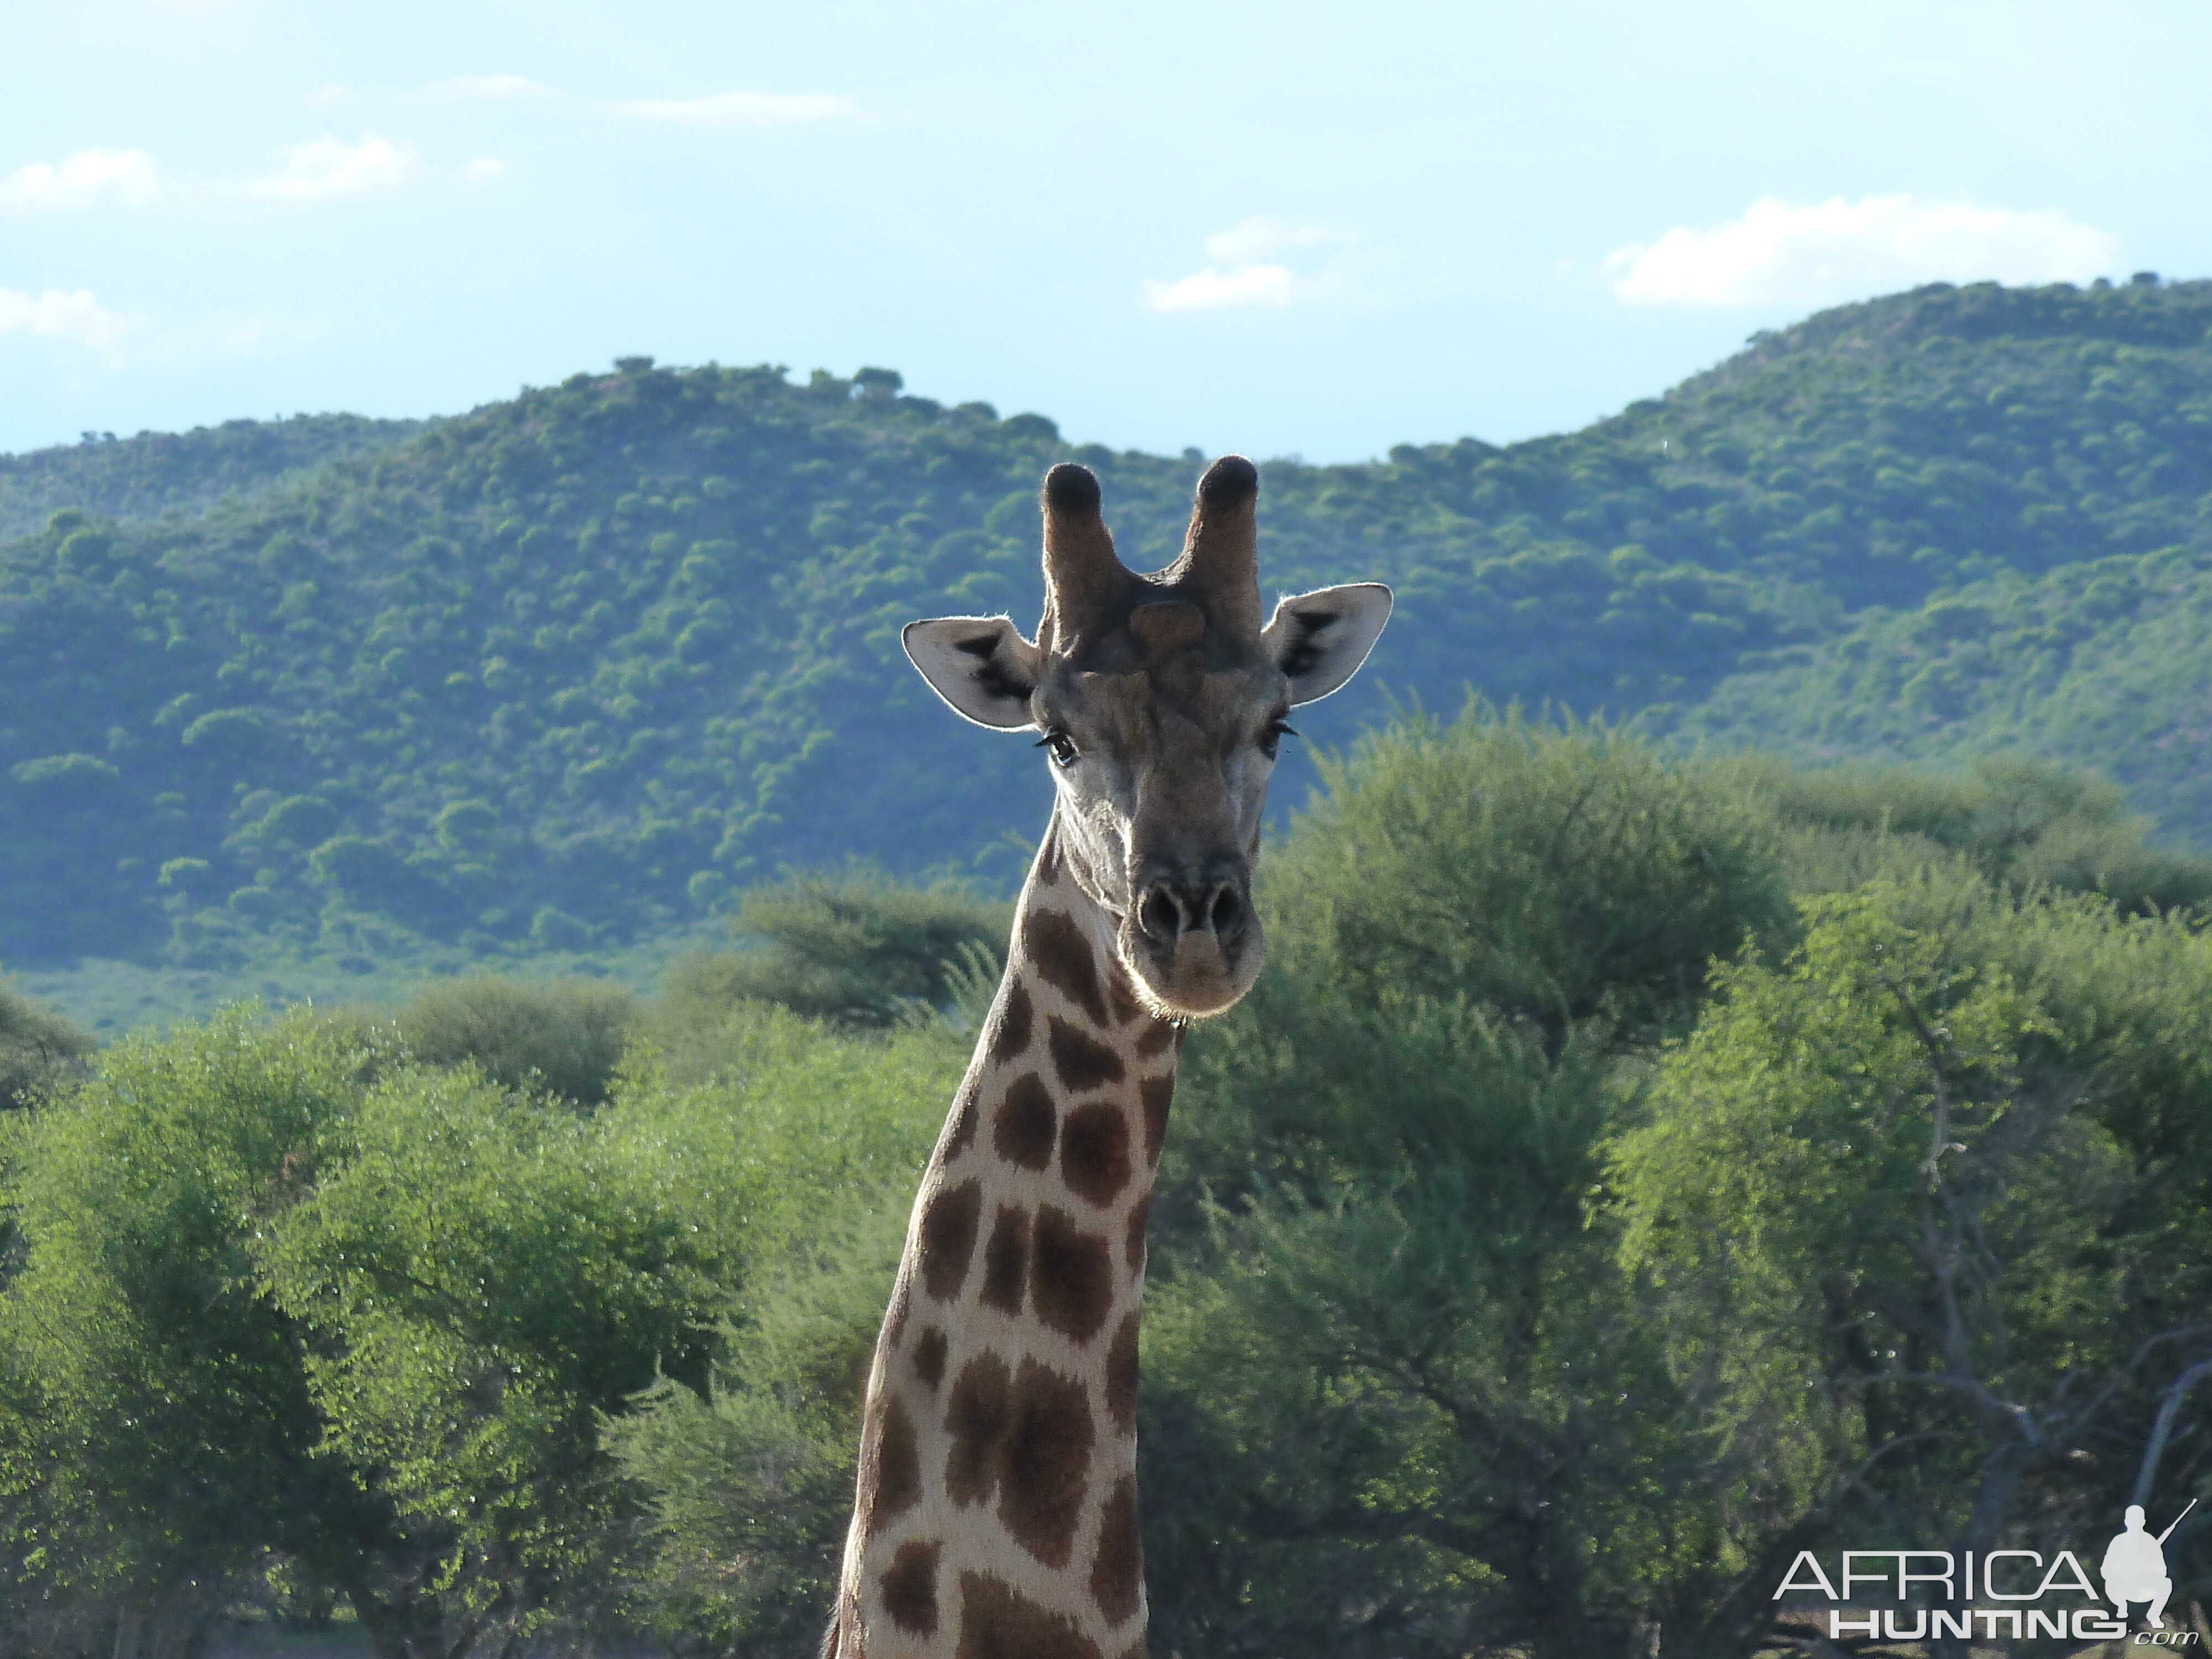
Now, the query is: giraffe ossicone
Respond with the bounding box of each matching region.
[825,455,1391,1658]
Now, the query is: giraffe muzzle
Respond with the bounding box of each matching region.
[1124,866,1261,1017]
[1137,877,1244,949]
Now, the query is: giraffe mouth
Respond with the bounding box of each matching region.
[1116,907,1264,1020]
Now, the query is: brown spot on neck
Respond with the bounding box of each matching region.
[1030,1206,1114,1343]
[997,1358,1094,1567]
[912,1324,948,1391]
[1089,1475,1143,1624]
[1026,907,1109,1026]
[1134,1019,1181,1060]
[881,1541,942,1636]
[864,1394,921,1532]
[945,1351,1013,1507]
[955,1572,1102,1659]
[987,980,1033,1066]
[1106,970,1145,1027]
[994,1074,1056,1169]
[980,1205,1030,1314]
[1048,1016,1124,1093]
[919,1179,983,1302]
[1060,1102,1133,1207]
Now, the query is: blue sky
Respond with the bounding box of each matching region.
[4,0,2209,462]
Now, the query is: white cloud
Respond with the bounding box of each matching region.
[1144,217,1372,312]
[602,90,863,126]
[0,287,146,357]
[0,148,170,212]
[1201,216,1353,267]
[1608,195,2119,307]
[247,134,418,201]
[1,134,481,215]
[0,75,851,225]
[1143,264,1296,312]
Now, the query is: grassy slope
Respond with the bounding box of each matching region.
[4,278,2211,1018]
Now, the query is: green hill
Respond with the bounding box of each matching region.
[0,413,426,540]
[1688,542,2212,825]
[4,276,2211,991]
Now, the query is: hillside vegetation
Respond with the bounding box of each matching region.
[1691,541,2212,824]
[0,413,427,540]
[4,278,2211,985]
[4,717,2209,1659]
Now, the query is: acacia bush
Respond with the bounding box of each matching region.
[0,971,93,1112]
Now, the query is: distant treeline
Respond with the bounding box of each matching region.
[3,715,2209,1659]
[6,278,2212,984]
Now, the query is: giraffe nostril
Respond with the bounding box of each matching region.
[1207,885,1240,936]
[1140,885,1184,943]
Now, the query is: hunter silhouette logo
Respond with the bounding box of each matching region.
[2104,1500,2195,1630]
[1772,1497,2205,1644]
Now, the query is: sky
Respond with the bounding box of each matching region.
[4,0,2210,463]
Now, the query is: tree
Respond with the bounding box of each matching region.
[661,867,1011,1031]
[601,1001,964,1652]
[1613,873,2212,1654]
[260,1063,718,1658]
[0,969,93,1112]
[376,973,642,1108]
[1140,710,1796,1659]
[0,1011,398,1658]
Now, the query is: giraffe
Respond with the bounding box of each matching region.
[823,455,1391,1658]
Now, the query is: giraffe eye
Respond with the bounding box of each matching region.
[1259,719,1298,760]
[1038,730,1080,769]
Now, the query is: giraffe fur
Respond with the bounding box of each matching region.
[823,456,1390,1657]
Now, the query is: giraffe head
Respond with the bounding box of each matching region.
[905,456,1390,1020]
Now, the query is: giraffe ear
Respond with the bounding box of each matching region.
[1264,583,1392,706]
[903,616,1042,729]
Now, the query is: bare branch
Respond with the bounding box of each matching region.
[2134,1355,2212,1508]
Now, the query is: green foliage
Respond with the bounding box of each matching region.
[0,1012,394,1641]
[260,1064,717,1640]
[5,711,2212,1653]
[598,1001,959,1649]
[0,977,959,1655]
[0,415,425,540]
[379,973,642,1107]
[1140,711,1803,1657]
[1693,544,2212,846]
[1731,748,2212,913]
[0,969,93,1110]
[661,867,1011,1030]
[9,278,2212,991]
[1613,874,2212,1574]
[1266,706,1789,1038]
[604,1199,912,1653]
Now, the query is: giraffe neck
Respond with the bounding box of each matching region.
[828,816,1179,1659]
